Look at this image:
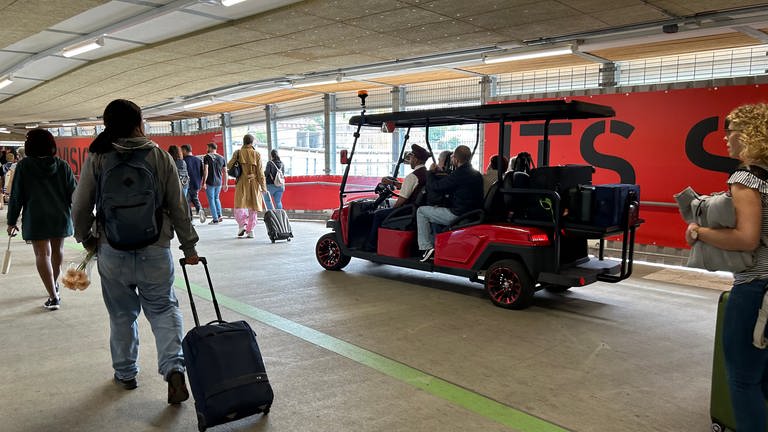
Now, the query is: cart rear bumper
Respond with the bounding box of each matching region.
[537,257,621,287]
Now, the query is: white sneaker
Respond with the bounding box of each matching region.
[198,209,206,223]
[246,231,254,238]
[420,248,434,262]
[237,225,246,237]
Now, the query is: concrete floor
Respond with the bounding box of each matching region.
[0,210,733,432]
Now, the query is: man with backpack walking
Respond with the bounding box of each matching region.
[72,99,199,404]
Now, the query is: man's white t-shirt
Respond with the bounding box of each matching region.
[398,164,425,199]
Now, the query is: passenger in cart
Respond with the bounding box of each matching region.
[416,145,483,261]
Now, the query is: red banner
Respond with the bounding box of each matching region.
[486,84,768,248]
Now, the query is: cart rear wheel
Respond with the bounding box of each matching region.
[316,233,351,270]
[485,259,534,309]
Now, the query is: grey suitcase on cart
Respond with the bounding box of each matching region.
[264,208,293,243]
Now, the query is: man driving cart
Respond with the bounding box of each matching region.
[364,144,430,251]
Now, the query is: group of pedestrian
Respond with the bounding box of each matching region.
[1,98,290,407]
[167,136,286,238]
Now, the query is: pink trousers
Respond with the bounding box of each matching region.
[234,208,258,232]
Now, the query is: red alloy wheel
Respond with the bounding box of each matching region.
[484,259,534,310]
[315,233,351,271]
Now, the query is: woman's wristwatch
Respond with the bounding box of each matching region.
[690,226,699,241]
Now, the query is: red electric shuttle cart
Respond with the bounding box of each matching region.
[315,95,641,310]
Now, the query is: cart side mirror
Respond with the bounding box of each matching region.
[340,149,349,165]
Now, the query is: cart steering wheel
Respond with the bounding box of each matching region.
[372,177,400,208]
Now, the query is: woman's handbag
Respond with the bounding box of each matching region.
[228,151,242,179]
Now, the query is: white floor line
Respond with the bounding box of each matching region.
[618,280,712,299]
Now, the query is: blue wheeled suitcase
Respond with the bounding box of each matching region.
[179,258,274,432]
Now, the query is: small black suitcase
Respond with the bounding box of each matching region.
[179,258,274,432]
[264,209,293,243]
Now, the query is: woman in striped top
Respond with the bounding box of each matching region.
[685,103,768,431]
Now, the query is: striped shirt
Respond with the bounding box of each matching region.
[727,169,768,283]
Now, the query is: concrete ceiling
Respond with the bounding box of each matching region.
[0,0,767,134]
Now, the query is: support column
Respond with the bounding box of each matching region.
[221,113,232,157]
[324,94,336,175]
[265,104,276,154]
[479,75,496,167]
[392,86,404,176]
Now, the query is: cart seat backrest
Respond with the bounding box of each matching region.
[483,180,504,222]
[502,170,530,209]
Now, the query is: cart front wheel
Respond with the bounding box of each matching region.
[316,233,351,271]
[485,259,534,309]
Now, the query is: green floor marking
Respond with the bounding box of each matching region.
[175,277,570,432]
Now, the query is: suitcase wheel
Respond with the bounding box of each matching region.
[710,419,724,432]
[197,412,207,432]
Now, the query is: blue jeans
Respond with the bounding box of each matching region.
[724,278,768,432]
[205,185,222,220]
[264,184,284,210]
[416,206,456,250]
[97,243,184,380]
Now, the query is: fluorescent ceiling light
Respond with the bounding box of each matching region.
[0,128,10,134]
[221,0,248,6]
[183,98,216,109]
[62,37,105,58]
[483,46,574,64]
[62,122,77,127]
[25,124,38,129]
[293,78,342,88]
[0,76,12,90]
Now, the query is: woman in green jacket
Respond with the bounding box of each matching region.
[6,129,76,310]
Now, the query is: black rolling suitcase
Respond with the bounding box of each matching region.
[264,195,293,243]
[179,257,274,432]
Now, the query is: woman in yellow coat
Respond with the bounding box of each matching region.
[227,134,266,238]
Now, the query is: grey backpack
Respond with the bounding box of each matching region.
[97,148,163,250]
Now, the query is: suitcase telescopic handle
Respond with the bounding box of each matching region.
[179,257,223,327]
